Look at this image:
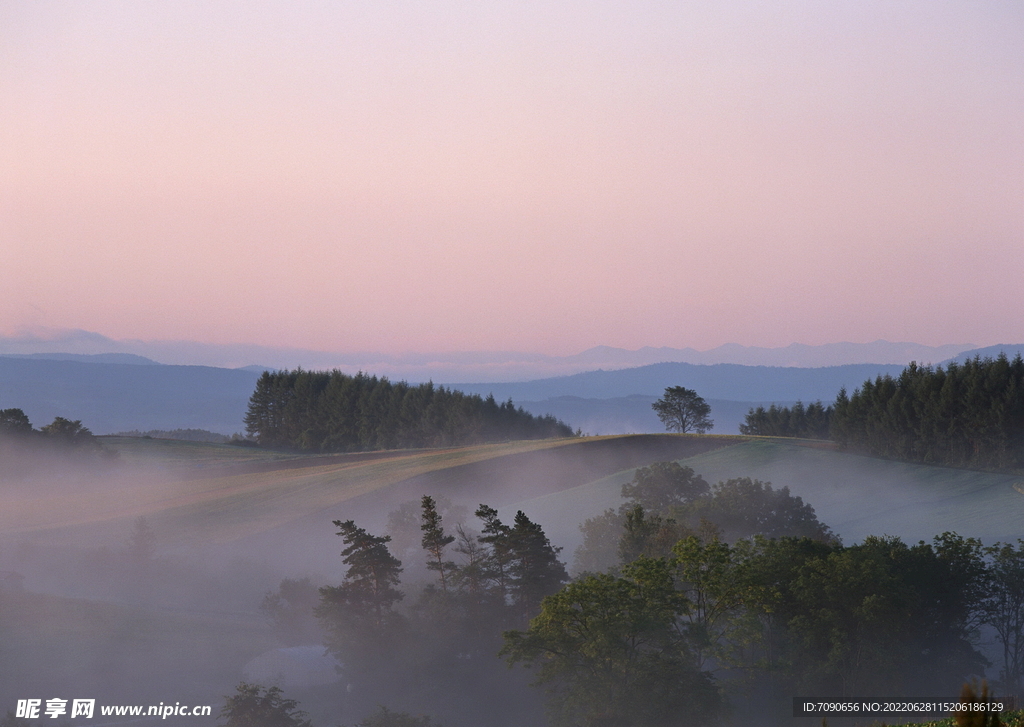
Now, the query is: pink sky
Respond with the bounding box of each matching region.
[1,1,1021,355]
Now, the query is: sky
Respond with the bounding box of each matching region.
[1,0,1022,356]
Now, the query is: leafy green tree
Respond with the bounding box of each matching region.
[219,683,311,727]
[672,535,769,670]
[0,408,32,437]
[575,463,710,574]
[39,416,98,448]
[686,477,836,543]
[775,535,987,697]
[619,504,688,564]
[621,461,710,511]
[573,508,624,574]
[502,557,719,727]
[420,496,457,593]
[652,386,713,434]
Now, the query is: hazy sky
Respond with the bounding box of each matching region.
[2,1,1021,355]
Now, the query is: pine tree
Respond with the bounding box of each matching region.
[507,511,569,622]
[420,496,457,593]
[317,520,404,661]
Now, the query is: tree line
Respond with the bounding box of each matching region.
[741,354,1024,470]
[243,370,573,452]
[739,400,833,439]
[235,462,1024,726]
[0,408,99,448]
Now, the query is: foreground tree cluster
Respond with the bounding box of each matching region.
[306,498,568,725]
[243,370,573,451]
[240,462,1024,727]
[0,408,110,472]
[0,408,100,449]
[526,467,1024,724]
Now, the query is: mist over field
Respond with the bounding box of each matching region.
[3,419,1023,726]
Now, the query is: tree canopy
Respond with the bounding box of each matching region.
[830,354,1024,469]
[501,557,719,727]
[651,386,713,434]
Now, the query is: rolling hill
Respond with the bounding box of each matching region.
[504,439,1024,561]
[6,434,1022,578]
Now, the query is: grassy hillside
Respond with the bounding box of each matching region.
[504,438,1024,558]
[10,434,1023,564]
[2,434,738,557]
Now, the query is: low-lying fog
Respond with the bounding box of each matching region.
[3,436,1021,726]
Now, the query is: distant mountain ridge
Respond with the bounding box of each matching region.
[944,344,1024,365]
[0,327,983,381]
[452,362,911,403]
[0,352,159,365]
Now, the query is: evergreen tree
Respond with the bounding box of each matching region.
[317,520,404,661]
[475,504,515,610]
[261,577,321,645]
[507,511,569,623]
[420,495,457,593]
[831,354,1024,469]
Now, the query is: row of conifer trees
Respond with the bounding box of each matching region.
[243,369,573,452]
[742,354,1024,470]
[832,355,1024,469]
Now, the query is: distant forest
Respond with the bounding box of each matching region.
[243,370,574,451]
[739,400,833,439]
[742,354,1024,470]
[114,428,231,443]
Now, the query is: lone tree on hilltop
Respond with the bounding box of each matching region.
[652,386,713,434]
